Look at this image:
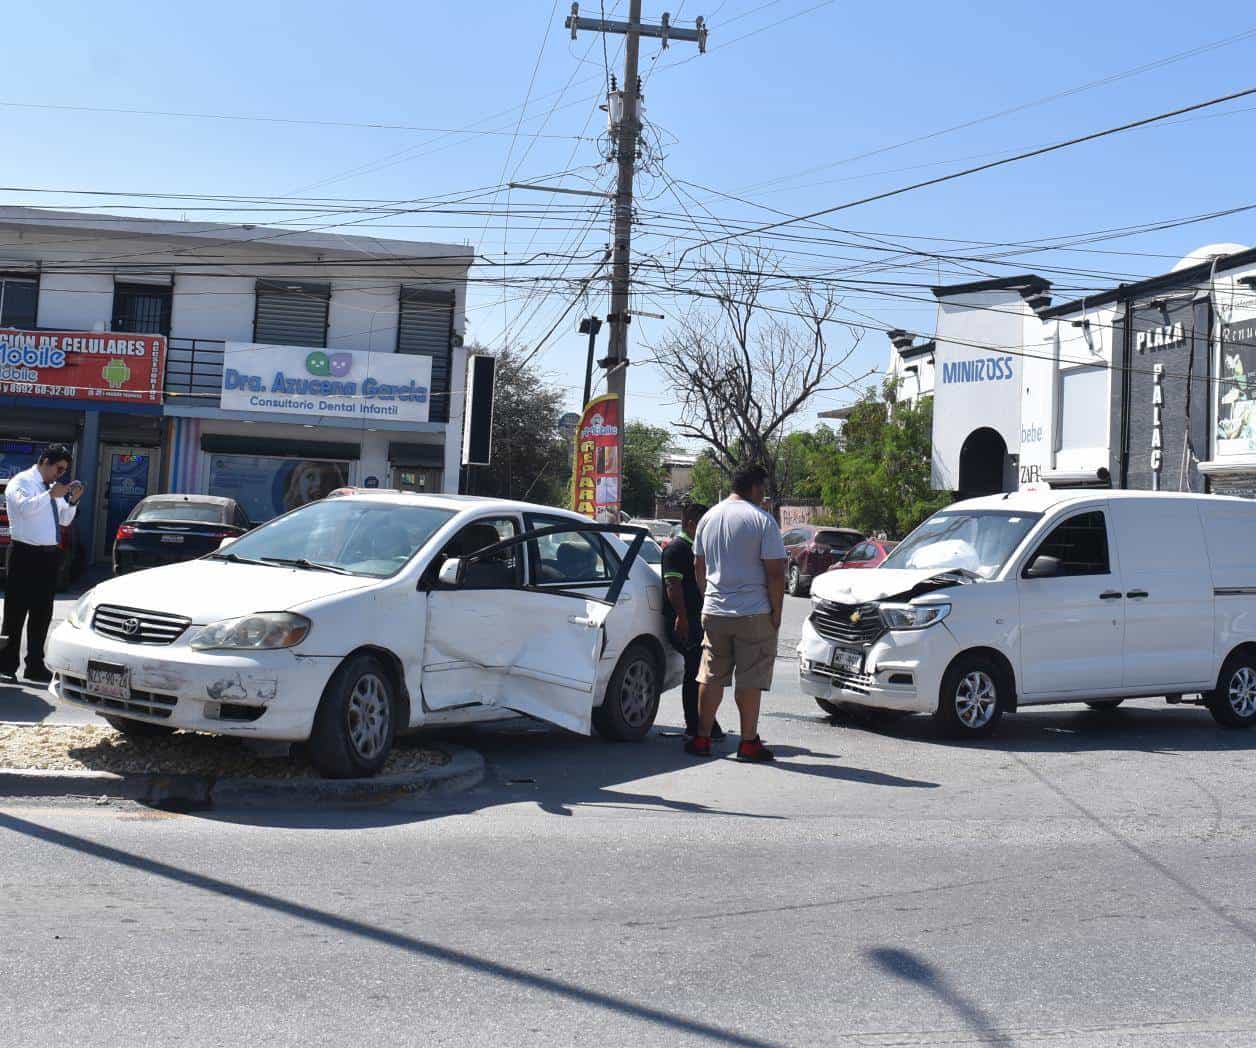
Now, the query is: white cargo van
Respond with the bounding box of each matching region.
[798,491,1256,737]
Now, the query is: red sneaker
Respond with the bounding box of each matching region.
[684,735,713,757]
[736,737,775,763]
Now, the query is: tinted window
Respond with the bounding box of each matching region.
[132,501,226,524]
[816,530,858,550]
[782,530,802,546]
[1026,511,1110,577]
[440,516,520,588]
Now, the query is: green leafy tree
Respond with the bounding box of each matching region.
[818,389,950,537]
[688,452,728,505]
[621,422,671,518]
[470,346,570,507]
[774,425,841,501]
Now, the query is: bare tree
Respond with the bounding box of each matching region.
[645,246,868,499]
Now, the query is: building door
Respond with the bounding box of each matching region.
[393,467,443,493]
[94,447,160,562]
[958,427,1009,497]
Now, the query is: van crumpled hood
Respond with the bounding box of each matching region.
[810,568,972,605]
[85,558,376,624]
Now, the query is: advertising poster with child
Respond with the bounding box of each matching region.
[572,394,621,522]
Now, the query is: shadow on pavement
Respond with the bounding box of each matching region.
[0,809,785,1048]
[812,701,1256,755]
[867,946,1008,1043]
[0,681,59,724]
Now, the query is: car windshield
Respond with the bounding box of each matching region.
[212,499,455,578]
[880,510,1042,580]
[133,502,226,524]
[644,521,672,540]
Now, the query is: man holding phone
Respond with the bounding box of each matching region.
[0,444,84,684]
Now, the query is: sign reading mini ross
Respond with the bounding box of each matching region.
[572,393,621,521]
[0,328,165,403]
[221,343,432,423]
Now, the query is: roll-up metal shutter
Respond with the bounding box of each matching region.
[397,288,454,423]
[253,280,330,348]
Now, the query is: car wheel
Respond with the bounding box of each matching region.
[103,715,177,737]
[1206,652,1256,729]
[1085,699,1124,711]
[308,654,396,778]
[787,563,802,596]
[593,642,660,742]
[936,654,1006,738]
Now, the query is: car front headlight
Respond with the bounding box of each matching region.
[189,612,311,651]
[67,592,95,629]
[878,602,951,630]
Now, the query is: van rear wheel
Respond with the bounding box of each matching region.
[936,654,1006,738]
[1206,652,1256,729]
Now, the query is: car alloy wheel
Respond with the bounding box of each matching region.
[955,670,998,730]
[1228,665,1256,719]
[788,564,800,595]
[347,672,391,759]
[619,656,657,728]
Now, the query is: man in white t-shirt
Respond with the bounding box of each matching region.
[687,464,787,761]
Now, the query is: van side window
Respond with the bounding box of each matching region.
[1026,511,1110,577]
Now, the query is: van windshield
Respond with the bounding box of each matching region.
[881,510,1041,580]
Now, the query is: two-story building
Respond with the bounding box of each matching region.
[0,207,473,563]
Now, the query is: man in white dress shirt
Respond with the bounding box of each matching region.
[1,444,84,684]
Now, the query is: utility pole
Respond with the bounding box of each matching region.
[566,2,707,520]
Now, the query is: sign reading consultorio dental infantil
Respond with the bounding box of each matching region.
[221,343,432,423]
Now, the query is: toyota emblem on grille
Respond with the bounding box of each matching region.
[122,617,141,636]
[849,610,862,624]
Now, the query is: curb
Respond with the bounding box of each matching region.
[0,744,486,810]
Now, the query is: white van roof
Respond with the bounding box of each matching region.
[952,490,1256,514]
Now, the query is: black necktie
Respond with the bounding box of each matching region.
[49,485,60,544]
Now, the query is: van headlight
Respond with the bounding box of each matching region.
[878,602,950,630]
[189,613,311,650]
[67,592,96,629]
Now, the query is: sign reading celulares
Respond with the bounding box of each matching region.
[221,342,432,423]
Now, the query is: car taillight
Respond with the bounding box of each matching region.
[116,523,137,540]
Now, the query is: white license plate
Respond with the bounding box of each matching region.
[86,660,131,701]
[831,648,863,674]
[160,534,185,544]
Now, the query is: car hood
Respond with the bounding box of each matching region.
[86,558,377,623]
[811,568,973,605]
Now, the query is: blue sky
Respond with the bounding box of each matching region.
[6,1,1256,437]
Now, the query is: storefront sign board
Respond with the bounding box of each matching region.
[0,328,165,404]
[221,343,432,423]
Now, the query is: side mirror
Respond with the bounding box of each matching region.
[218,535,238,550]
[1025,554,1061,579]
[438,558,465,587]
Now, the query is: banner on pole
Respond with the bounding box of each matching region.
[572,393,621,521]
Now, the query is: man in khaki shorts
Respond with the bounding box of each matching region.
[686,464,787,761]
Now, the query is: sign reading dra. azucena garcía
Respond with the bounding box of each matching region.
[221,342,432,423]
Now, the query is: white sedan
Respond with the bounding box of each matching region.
[45,494,682,777]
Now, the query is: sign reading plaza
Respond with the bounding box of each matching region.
[221,342,432,423]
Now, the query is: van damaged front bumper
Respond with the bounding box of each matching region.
[796,615,958,714]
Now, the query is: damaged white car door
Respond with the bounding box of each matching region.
[420,522,644,734]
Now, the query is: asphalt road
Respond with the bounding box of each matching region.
[4,593,1256,1046]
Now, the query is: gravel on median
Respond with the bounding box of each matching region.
[0,724,449,779]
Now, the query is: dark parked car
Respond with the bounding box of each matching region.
[827,537,898,572]
[113,495,251,575]
[0,479,85,591]
[782,524,864,595]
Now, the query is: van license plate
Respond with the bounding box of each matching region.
[831,648,863,674]
[160,534,184,543]
[87,661,131,701]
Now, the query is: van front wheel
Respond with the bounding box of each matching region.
[936,655,1006,738]
[1206,653,1256,729]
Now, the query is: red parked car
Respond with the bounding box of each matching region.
[783,524,864,595]
[828,537,898,572]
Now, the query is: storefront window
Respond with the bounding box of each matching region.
[1217,319,1256,457]
[207,455,348,522]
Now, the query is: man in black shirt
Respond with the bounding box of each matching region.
[661,503,723,740]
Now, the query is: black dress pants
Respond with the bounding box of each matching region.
[0,542,61,675]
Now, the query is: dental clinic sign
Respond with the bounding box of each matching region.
[221,343,432,423]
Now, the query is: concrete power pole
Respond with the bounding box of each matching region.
[566,3,706,519]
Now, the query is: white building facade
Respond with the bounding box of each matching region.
[0,207,472,562]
